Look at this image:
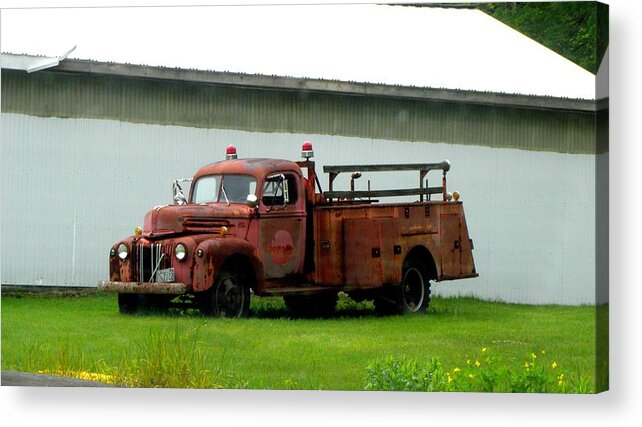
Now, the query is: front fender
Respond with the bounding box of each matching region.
[192,237,265,293]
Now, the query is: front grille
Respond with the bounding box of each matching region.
[137,243,172,282]
[182,216,230,231]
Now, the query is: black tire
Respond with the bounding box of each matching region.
[200,270,250,318]
[374,261,431,315]
[398,262,431,314]
[284,293,337,318]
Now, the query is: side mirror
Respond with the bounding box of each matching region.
[172,178,192,205]
[173,184,187,205]
[173,192,187,205]
[246,194,259,208]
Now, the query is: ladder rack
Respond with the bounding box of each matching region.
[323,160,451,202]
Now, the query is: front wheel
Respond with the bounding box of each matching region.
[199,270,250,318]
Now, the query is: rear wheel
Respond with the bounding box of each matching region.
[200,270,250,318]
[374,261,431,315]
[399,264,431,314]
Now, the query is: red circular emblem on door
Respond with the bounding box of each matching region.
[270,230,294,266]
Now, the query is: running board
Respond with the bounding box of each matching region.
[262,286,341,297]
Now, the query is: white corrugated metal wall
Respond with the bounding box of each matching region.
[0,113,597,305]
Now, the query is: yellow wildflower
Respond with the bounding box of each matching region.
[37,370,116,384]
[453,367,461,373]
[468,374,475,379]
[541,350,546,355]
[447,373,453,384]
[466,359,471,366]
[75,371,116,383]
[475,360,481,368]
[551,362,558,369]
[481,347,487,353]
[531,353,537,359]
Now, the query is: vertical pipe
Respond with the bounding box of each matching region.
[155,243,160,282]
[368,180,371,201]
[138,244,143,283]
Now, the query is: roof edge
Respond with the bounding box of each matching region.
[2,54,605,113]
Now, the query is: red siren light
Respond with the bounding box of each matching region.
[301,141,314,159]
[226,145,238,160]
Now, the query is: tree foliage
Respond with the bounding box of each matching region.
[478,2,608,74]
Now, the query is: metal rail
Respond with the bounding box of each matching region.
[323,160,451,202]
[325,187,444,199]
[323,162,450,173]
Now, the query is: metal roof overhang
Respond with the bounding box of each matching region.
[2,54,605,113]
[1,48,76,73]
[1,54,62,73]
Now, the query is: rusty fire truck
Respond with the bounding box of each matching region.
[98,142,477,317]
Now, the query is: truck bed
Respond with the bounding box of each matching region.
[311,201,477,288]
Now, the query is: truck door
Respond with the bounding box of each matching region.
[259,172,306,279]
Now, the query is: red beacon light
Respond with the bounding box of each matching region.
[301,141,314,159]
[226,145,238,160]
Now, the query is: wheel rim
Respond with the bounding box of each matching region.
[402,267,425,312]
[214,275,245,318]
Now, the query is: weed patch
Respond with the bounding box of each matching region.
[365,347,593,393]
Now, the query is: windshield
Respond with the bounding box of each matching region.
[191,174,257,204]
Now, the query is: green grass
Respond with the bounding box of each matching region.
[1,292,602,392]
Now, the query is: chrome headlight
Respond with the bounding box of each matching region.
[175,243,187,261]
[117,243,129,260]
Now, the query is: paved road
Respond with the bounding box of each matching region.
[1,370,117,387]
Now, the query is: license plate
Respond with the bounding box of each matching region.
[155,268,175,283]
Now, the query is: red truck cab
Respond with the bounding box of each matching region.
[99,142,477,317]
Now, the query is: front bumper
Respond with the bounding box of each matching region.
[97,281,187,294]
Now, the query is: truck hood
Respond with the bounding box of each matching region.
[143,203,253,236]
